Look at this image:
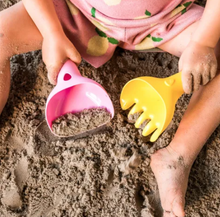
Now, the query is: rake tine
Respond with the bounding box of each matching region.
[128,104,143,116]
[142,121,156,136]
[121,98,135,110]
[135,112,148,128]
[150,128,161,142]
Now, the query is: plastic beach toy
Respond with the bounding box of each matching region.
[45,60,114,137]
[120,72,184,142]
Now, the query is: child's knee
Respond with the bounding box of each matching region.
[0,16,15,59]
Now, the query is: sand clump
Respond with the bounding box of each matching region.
[52,108,111,137]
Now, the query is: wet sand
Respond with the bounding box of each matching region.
[52,108,111,137]
[1,1,220,217]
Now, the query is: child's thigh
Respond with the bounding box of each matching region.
[159,21,220,69]
[0,2,42,57]
[158,21,199,57]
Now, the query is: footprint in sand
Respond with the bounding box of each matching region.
[5,135,26,151]
[1,156,29,209]
[28,197,54,217]
[14,156,29,191]
[1,187,22,209]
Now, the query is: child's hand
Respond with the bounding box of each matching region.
[179,40,217,94]
[42,32,81,85]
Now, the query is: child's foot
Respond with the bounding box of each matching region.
[150,146,193,217]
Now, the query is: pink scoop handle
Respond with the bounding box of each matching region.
[45,60,114,133]
[57,60,81,84]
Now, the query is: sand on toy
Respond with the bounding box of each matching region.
[51,108,112,137]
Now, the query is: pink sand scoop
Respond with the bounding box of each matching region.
[45,60,114,137]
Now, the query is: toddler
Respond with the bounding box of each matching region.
[0,0,220,216]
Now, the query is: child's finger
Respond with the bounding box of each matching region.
[210,64,217,80]
[47,64,60,85]
[182,70,193,94]
[201,67,210,85]
[68,47,81,66]
[47,72,58,85]
[178,61,183,75]
[193,72,201,91]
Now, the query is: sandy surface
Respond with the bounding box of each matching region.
[52,108,111,137]
[1,0,220,217]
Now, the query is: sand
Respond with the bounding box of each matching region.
[52,108,111,137]
[1,0,220,217]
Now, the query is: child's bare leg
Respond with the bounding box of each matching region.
[0,2,42,114]
[150,21,220,217]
